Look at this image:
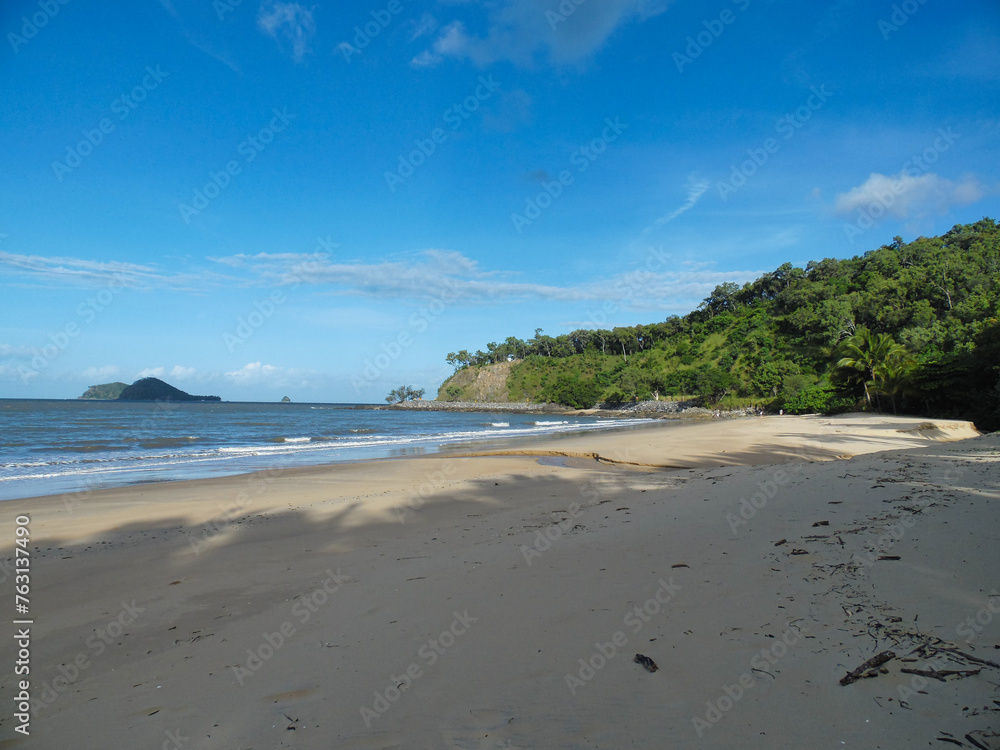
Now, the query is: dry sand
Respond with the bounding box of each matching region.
[2,413,998,749]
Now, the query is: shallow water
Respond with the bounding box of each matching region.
[0,399,652,500]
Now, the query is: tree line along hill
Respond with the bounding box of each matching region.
[79,377,221,402]
[437,218,1000,431]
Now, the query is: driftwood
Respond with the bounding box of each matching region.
[911,639,1000,671]
[933,646,1000,670]
[840,650,896,686]
[900,667,981,681]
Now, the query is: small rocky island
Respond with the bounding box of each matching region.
[79,382,129,400]
[80,377,221,402]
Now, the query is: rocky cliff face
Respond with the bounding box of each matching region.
[116,377,221,402]
[79,382,129,400]
[437,361,514,402]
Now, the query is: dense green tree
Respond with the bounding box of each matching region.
[438,219,1000,427]
[835,329,911,410]
[386,385,425,404]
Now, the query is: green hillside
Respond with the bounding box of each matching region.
[438,218,1000,429]
[79,382,128,399]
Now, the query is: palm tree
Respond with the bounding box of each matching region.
[836,329,911,410]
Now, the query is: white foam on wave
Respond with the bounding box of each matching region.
[0,415,659,496]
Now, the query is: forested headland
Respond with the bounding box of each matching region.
[438,218,1000,430]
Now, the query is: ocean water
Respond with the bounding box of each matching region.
[0,400,653,501]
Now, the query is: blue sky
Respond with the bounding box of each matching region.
[1,0,997,403]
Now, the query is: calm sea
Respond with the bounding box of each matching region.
[0,400,652,501]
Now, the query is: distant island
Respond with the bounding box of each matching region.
[79,382,129,400]
[80,377,221,402]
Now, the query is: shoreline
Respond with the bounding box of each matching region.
[5,413,998,748]
[5,412,976,507]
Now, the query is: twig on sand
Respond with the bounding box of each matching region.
[840,650,896,686]
[900,667,981,681]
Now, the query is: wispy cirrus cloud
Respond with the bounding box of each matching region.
[638,175,709,240]
[155,0,241,72]
[258,1,316,62]
[0,244,759,314]
[210,248,761,312]
[415,0,670,68]
[0,250,223,291]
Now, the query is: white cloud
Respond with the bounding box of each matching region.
[0,250,223,290]
[225,361,309,387]
[834,171,985,220]
[137,367,165,379]
[419,0,670,68]
[82,366,121,381]
[410,49,443,68]
[0,343,33,357]
[258,1,315,62]
[208,248,762,312]
[170,365,197,379]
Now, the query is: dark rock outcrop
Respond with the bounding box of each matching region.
[116,377,221,402]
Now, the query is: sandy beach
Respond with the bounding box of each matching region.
[3,413,998,749]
